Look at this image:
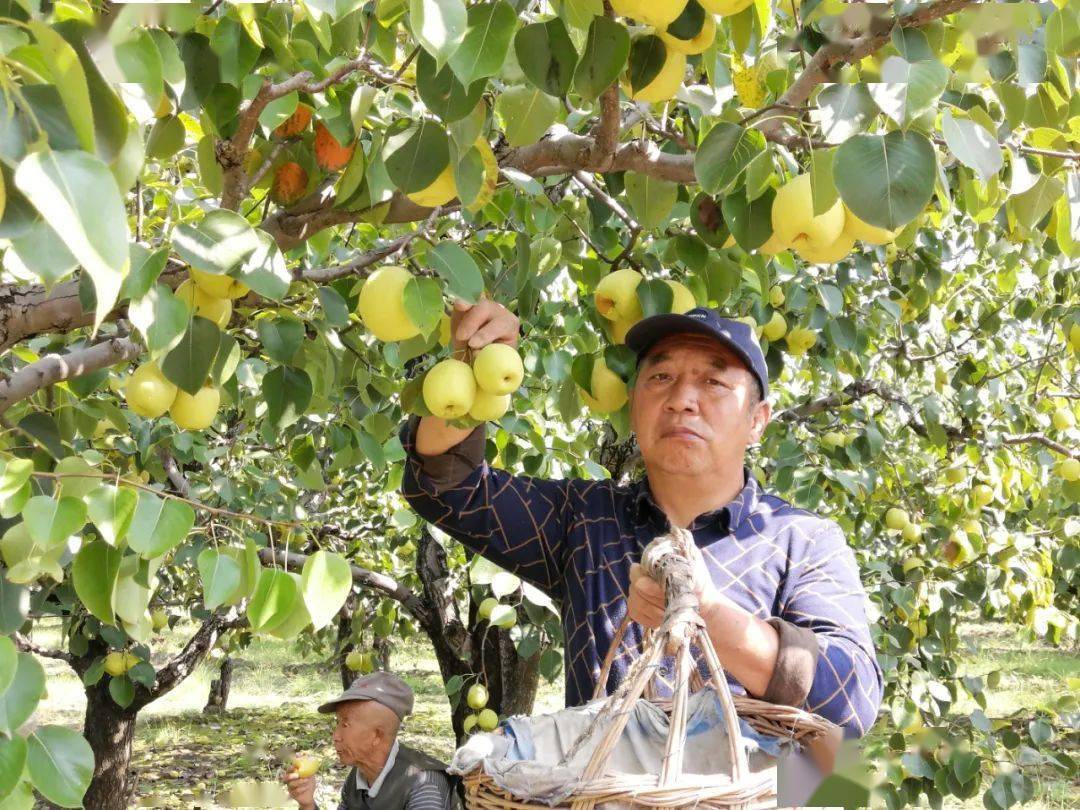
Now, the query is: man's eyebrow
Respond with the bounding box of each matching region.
[641,350,732,370]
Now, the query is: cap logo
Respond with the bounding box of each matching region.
[689,312,707,319]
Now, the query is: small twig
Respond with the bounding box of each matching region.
[302,206,441,283]
[572,172,638,230]
[30,471,302,530]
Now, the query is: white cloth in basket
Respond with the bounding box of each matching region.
[449,690,789,806]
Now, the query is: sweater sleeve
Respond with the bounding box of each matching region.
[776,520,884,738]
[399,415,574,599]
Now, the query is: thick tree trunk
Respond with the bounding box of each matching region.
[81,683,138,810]
[203,656,234,714]
[337,593,357,689]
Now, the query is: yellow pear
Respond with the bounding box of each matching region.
[469,390,511,422]
[190,267,249,300]
[579,358,628,414]
[291,755,321,778]
[796,233,856,265]
[472,344,524,395]
[405,163,457,208]
[125,362,178,418]
[122,651,140,670]
[757,230,788,256]
[175,280,232,329]
[624,39,686,103]
[842,206,898,245]
[661,10,716,55]
[1070,323,1080,352]
[885,507,910,531]
[595,268,643,321]
[612,0,688,27]
[665,280,696,313]
[423,358,476,419]
[607,314,639,345]
[477,708,499,731]
[438,314,452,346]
[771,174,846,255]
[1057,457,1080,482]
[103,652,128,677]
[357,266,421,342]
[1052,407,1075,431]
[699,0,753,16]
[170,386,220,431]
[761,311,787,342]
[768,286,785,307]
[785,327,817,356]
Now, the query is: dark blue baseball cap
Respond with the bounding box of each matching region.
[625,308,769,400]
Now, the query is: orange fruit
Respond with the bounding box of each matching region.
[271,162,309,205]
[314,122,355,172]
[273,104,312,139]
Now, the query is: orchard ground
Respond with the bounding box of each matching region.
[28,619,1078,809]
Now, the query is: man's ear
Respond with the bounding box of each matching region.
[749,401,771,443]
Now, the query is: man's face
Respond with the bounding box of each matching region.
[629,334,770,478]
[331,701,389,769]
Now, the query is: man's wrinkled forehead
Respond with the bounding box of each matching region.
[640,333,749,373]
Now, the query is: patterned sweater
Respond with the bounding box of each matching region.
[400,417,883,738]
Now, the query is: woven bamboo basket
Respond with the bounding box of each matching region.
[461,526,838,809]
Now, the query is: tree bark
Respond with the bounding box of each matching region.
[203,656,234,714]
[337,593,357,689]
[81,683,138,810]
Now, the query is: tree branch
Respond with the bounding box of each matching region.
[0,336,141,416]
[258,547,430,625]
[759,0,979,143]
[136,606,247,709]
[1001,433,1078,459]
[13,633,74,664]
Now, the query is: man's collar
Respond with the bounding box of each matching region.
[355,738,399,798]
[633,466,760,533]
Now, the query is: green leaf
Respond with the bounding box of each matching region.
[257,92,298,133]
[5,219,78,289]
[624,172,677,230]
[114,29,163,100]
[29,22,94,153]
[834,131,936,230]
[574,14,629,101]
[263,366,312,430]
[695,123,765,195]
[416,49,485,123]
[1010,175,1064,230]
[0,653,44,737]
[172,210,261,275]
[626,34,665,94]
[256,317,304,365]
[126,491,196,558]
[198,548,242,611]
[0,459,33,501]
[447,1,516,86]
[636,279,674,318]
[112,567,151,626]
[14,150,129,331]
[813,83,879,145]
[145,115,186,161]
[236,230,291,302]
[383,119,450,195]
[0,574,30,635]
[409,0,467,68]
[0,637,16,697]
[403,276,444,337]
[808,148,838,216]
[317,286,350,327]
[941,111,1002,183]
[0,735,27,799]
[161,316,221,395]
[85,485,138,547]
[247,567,299,633]
[721,187,774,251]
[120,244,169,301]
[209,332,241,388]
[515,18,578,97]
[819,284,844,315]
[128,284,190,356]
[301,550,353,630]
[491,570,520,598]
[495,85,561,147]
[427,242,484,303]
[71,539,122,624]
[870,56,949,126]
[22,496,86,548]
[108,674,134,709]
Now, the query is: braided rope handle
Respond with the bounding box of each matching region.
[565,527,750,809]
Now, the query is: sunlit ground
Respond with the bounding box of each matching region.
[24,620,1077,808]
